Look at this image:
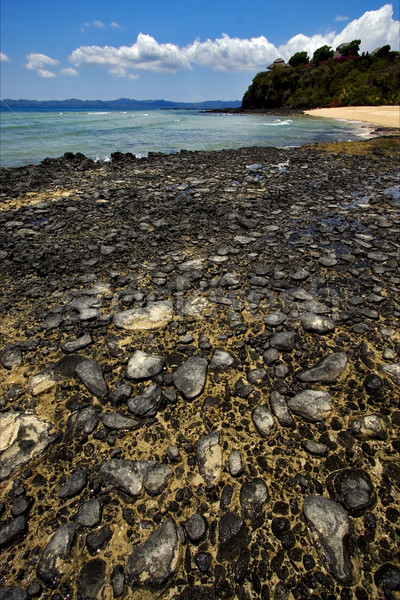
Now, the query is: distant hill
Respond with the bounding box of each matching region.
[242,42,400,109]
[0,98,241,110]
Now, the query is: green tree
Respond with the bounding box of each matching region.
[341,39,361,56]
[312,45,334,64]
[288,51,309,67]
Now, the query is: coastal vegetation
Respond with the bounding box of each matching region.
[242,41,400,109]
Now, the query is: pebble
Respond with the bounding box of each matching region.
[197,431,223,484]
[36,523,76,586]
[252,404,275,436]
[126,350,165,380]
[297,352,348,383]
[173,356,208,400]
[128,384,162,418]
[287,390,332,422]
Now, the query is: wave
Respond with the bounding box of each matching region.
[89,112,110,115]
[264,119,293,127]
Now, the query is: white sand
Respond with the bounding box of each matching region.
[304,106,400,129]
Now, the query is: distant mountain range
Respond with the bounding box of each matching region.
[0,98,241,110]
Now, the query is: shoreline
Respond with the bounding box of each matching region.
[0,141,399,596]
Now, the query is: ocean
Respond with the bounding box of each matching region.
[0,108,369,168]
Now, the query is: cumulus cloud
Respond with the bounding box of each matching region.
[71,33,191,75]
[60,67,79,76]
[0,52,11,62]
[26,53,59,77]
[69,4,399,76]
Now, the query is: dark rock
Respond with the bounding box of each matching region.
[301,312,335,334]
[76,499,102,528]
[363,373,383,392]
[374,563,400,592]
[301,440,328,456]
[185,514,206,543]
[269,391,295,427]
[76,359,108,400]
[327,469,376,516]
[86,526,112,554]
[270,331,296,352]
[126,518,180,588]
[37,523,76,586]
[239,478,269,523]
[58,466,87,499]
[173,356,208,400]
[61,334,92,353]
[11,494,32,517]
[1,344,23,369]
[76,558,106,599]
[218,512,248,560]
[0,589,28,600]
[303,495,359,585]
[297,352,347,383]
[128,384,162,418]
[194,552,212,573]
[234,547,250,583]
[0,515,27,549]
[110,383,132,405]
[100,413,140,430]
[99,459,172,497]
[112,565,125,597]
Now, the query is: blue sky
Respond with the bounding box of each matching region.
[1,1,399,101]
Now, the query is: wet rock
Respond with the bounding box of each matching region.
[112,565,125,597]
[302,440,328,456]
[0,589,28,600]
[382,362,400,383]
[0,516,27,549]
[173,356,208,400]
[287,390,332,422]
[297,352,348,383]
[76,499,102,528]
[1,344,22,369]
[264,312,287,326]
[239,478,269,523]
[11,495,32,517]
[327,469,376,516]
[128,384,162,418]
[252,405,275,436]
[374,564,400,594]
[185,514,206,543]
[234,547,250,583]
[349,414,387,440]
[228,450,244,477]
[110,383,132,405]
[76,558,106,599]
[86,525,112,554]
[303,495,358,585]
[197,431,222,485]
[269,391,295,427]
[209,349,236,369]
[99,459,172,497]
[263,348,279,365]
[113,300,173,330]
[218,512,248,560]
[363,373,383,392]
[270,331,296,352]
[126,350,165,380]
[301,312,335,334]
[0,413,53,480]
[61,334,92,353]
[126,518,181,588]
[76,359,108,400]
[37,523,76,586]
[100,413,140,430]
[59,466,87,499]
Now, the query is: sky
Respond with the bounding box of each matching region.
[1,1,399,102]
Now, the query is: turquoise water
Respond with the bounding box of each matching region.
[0,109,368,168]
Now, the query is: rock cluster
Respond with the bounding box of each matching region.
[0,140,399,599]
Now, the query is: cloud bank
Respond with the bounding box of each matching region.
[69,4,399,77]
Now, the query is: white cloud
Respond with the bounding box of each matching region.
[84,20,106,28]
[60,67,79,76]
[0,52,11,62]
[26,53,59,77]
[335,15,349,22]
[70,33,191,75]
[111,22,123,29]
[69,4,399,76]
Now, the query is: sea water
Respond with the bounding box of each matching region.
[0,109,369,168]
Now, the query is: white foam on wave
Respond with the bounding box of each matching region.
[95,155,111,162]
[264,119,293,127]
[89,112,110,115]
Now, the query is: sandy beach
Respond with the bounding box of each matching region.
[304,105,400,129]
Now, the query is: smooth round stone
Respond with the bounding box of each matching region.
[228,450,244,477]
[185,514,206,543]
[264,312,287,326]
[301,440,328,456]
[269,391,295,428]
[363,373,383,392]
[301,312,335,334]
[349,414,387,440]
[252,405,275,436]
[209,349,236,369]
[76,499,102,528]
[297,352,347,383]
[327,469,376,516]
[270,331,296,352]
[240,478,269,522]
[126,350,165,380]
[287,390,332,422]
[173,356,208,400]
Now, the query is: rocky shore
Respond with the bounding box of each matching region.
[0,138,399,600]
